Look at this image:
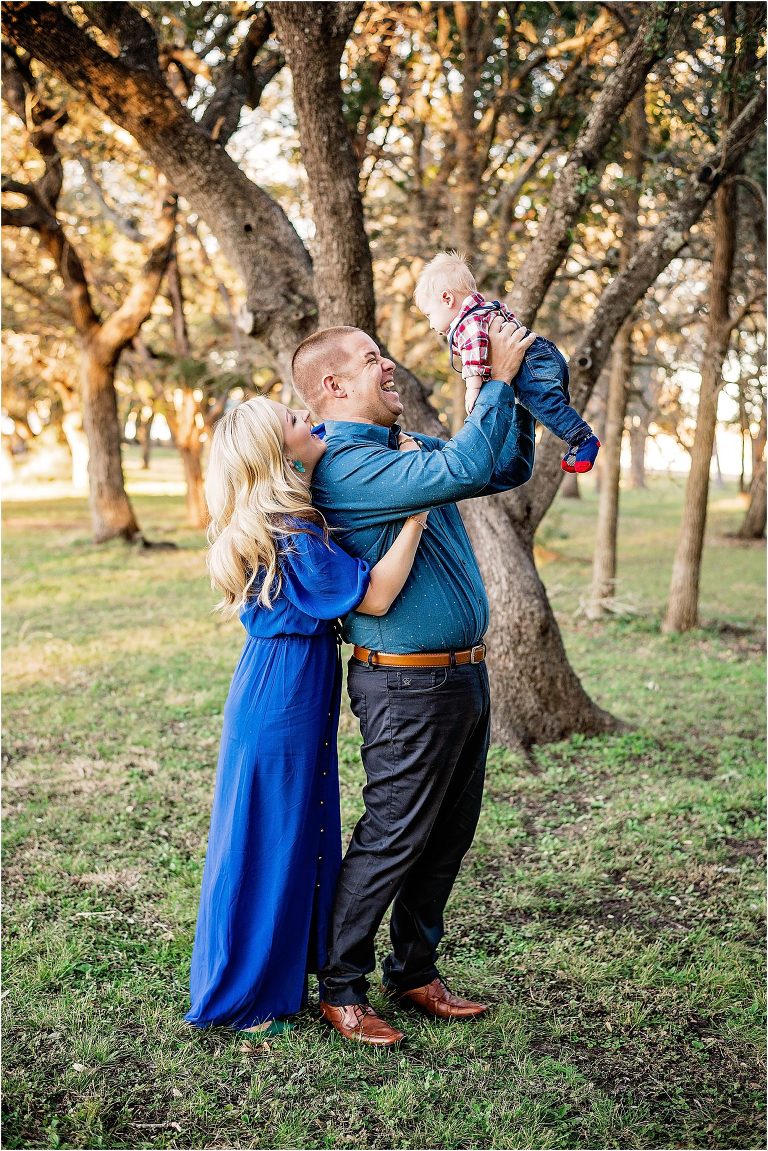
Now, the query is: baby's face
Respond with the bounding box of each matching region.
[421,291,462,336]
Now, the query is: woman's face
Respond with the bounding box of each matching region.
[269,402,327,471]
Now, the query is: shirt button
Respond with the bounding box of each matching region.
[320,800,324,805]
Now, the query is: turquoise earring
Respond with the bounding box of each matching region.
[290,459,306,474]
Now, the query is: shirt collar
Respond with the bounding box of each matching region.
[314,420,402,448]
[448,293,485,335]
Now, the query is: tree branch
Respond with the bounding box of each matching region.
[506,86,767,536]
[199,9,285,144]
[77,156,146,243]
[78,1,161,75]
[507,2,681,325]
[2,0,316,365]
[97,186,178,356]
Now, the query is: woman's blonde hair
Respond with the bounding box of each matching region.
[204,397,326,618]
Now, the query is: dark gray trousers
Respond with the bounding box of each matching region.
[319,658,491,1006]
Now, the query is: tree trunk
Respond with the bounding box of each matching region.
[452,2,482,254]
[141,410,154,470]
[460,498,619,747]
[586,89,646,618]
[269,3,375,333]
[180,441,208,530]
[61,407,90,491]
[663,180,737,632]
[628,420,647,489]
[738,457,767,539]
[165,248,209,529]
[560,472,581,499]
[586,324,631,617]
[81,343,141,542]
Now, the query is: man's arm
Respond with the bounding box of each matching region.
[409,402,536,497]
[471,402,536,497]
[409,319,537,494]
[313,380,518,527]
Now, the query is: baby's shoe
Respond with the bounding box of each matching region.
[561,433,601,474]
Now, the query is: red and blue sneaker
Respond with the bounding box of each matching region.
[561,433,601,474]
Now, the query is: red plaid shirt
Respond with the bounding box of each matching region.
[449,293,521,381]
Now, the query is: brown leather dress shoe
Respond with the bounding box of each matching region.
[320,1001,405,1047]
[388,977,488,1020]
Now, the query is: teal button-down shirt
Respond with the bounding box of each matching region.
[311,379,535,653]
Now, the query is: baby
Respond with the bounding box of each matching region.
[414,251,600,474]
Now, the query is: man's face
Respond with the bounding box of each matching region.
[332,331,402,426]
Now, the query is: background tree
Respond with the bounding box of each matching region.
[1,46,176,542]
[2,1,765,744]
[663,2,765,633]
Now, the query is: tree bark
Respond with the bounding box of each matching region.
[459,497,619,746]
[81,342,140,542]
[586,325,631,616]
[586,90,646,618]
[269,2,375,333]
[452,2,482,254]
[61,408,90,491]
[628,420,648,489]
[165,248,208,529]
[560,472,581,499]
[738,456,767,539]
[0,41,175,542]
[1,0,316,381]
[663,180,738,631]
[663,3,760,631]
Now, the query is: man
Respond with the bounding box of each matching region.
[291,321,536,1046]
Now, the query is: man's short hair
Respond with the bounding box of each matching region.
[413,251,477,311]
[291,326,359,413]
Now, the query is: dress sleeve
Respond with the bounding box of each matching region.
[279,526,371,620]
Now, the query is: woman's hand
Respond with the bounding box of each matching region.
[487,316,536,384]
[398,432,421,452]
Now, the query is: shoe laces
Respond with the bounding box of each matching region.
[351,1003,375,1024]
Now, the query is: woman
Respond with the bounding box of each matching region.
[185,397,427,1035]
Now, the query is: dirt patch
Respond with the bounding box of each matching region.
[71,868,145,892]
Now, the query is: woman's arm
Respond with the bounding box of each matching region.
[356,514,428,617]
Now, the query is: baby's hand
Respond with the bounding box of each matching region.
[464,380,484,416]
[398,433,421,452]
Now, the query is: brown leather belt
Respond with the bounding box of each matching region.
[352,642,487,668]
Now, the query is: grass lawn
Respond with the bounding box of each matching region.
[2,462,765,1150]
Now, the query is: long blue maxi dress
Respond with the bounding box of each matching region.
[185,526,370,1030]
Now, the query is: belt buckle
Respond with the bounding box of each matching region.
[470,643,486,664]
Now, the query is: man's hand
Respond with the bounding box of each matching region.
[488,316,536,384]
[398,432,422,452]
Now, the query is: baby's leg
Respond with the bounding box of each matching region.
[514,340,600,472]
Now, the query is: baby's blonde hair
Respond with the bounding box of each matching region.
[204,397,326,618]
[413,250,478,311]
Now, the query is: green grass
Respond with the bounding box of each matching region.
[2,468,765,1150]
